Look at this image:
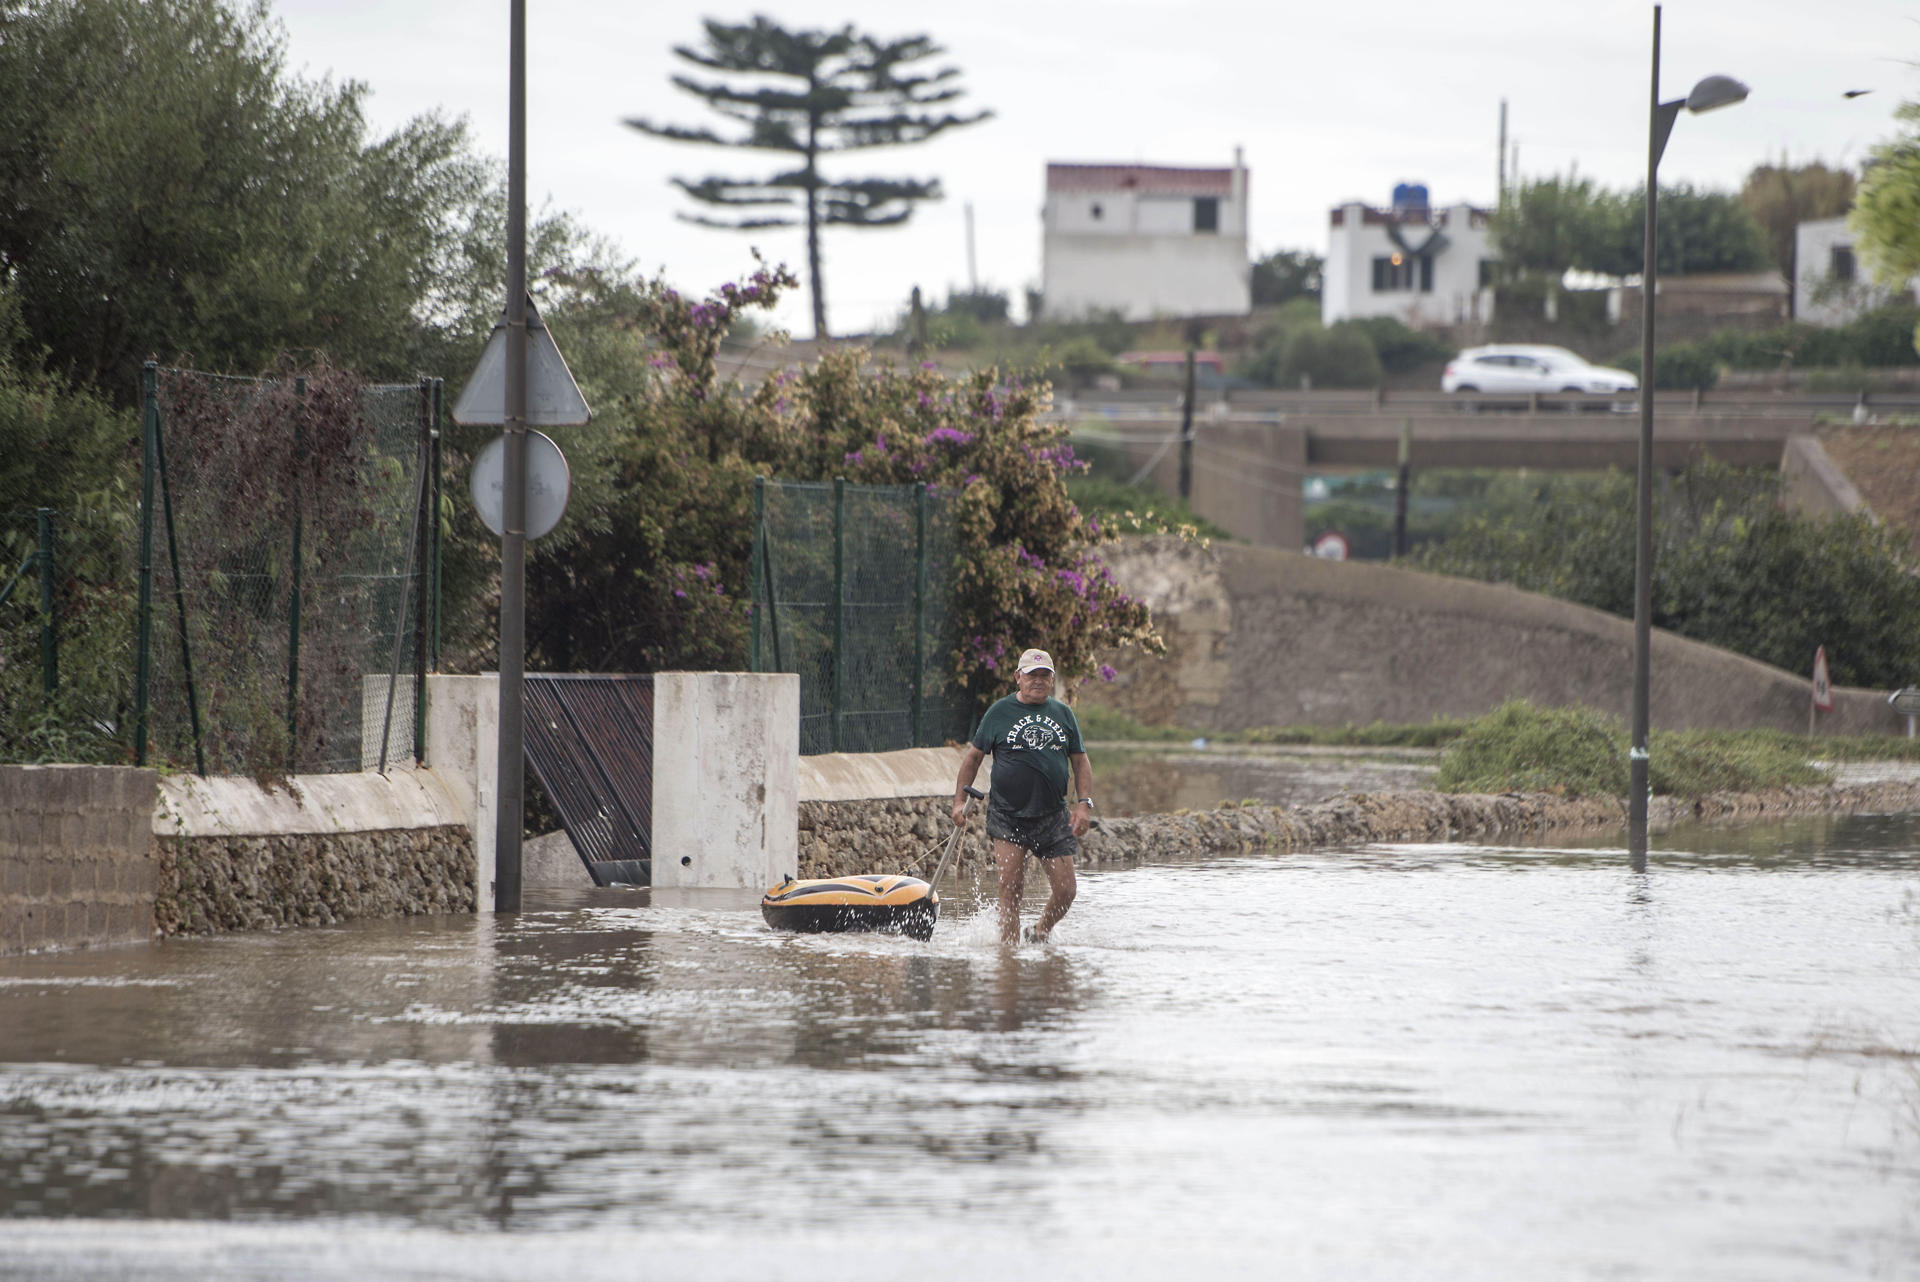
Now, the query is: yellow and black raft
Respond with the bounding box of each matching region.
[759,874,938,941]
[760,786,982,942]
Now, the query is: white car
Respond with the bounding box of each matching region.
[1442,345,1638,394]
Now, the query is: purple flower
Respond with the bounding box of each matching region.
[673,589,687,599]
[1099,664,1117,683]
[924,427,975,447]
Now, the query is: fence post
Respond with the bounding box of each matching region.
[287,375,306,770]
[414,377,433,764]
[133,363,158,766]
[831,476,845,753]
[36,508,56,699]
[152,387,207,777]
[912,483,928,746]
[750,475,765,673]
[430,378,443,675]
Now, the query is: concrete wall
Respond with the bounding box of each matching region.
[424,674,499,907]
[1078,536,1907,736]
[1,765,158,955]
[650,672,799,890]
[1781,434,1871,519]
[151,769,474,935]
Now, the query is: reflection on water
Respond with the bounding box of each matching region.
[1096,744,1437,814]
[2,814,1918,1279]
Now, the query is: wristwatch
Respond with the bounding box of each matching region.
[1077,796,1094,809]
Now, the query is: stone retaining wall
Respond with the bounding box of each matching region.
[154,828,474,935]
[799,778,1920,876]
[0,765,160,955]
[152,770,475,937]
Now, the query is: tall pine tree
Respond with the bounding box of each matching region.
[625,16,990,338]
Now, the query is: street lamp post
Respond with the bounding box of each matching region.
[1629,5,1748,867]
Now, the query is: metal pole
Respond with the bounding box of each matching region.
[912,482,928,746]
[153,406,206,778]
[831,476,845,753]
[1392,420,1412,559]
[288,376,305,770]
[750,476,765,673]
[495,0,528,912]
[1178,346,1196,501]
[430,378,443,674]
[134,365,159,765]
[36,508,56,699]
[1629,4,1663,868]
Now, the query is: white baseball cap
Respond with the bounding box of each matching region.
[1016,648,1055,674]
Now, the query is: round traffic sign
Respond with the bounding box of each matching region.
[470,430,571,540]
[1311,531,1350,561]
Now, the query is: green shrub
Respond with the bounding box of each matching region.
[1615,342,1719,389]
[1435,699,1831,799]
[1414,460,1920,688]
[1282,325,1383,389]
[1434,699,1628,796]
[1342,315,1452,375]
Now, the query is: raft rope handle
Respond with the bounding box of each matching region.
[922,786,986,887]
[880,785,984,880]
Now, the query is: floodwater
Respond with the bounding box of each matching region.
[4,814,1920,1280]
[1094,741,1438,814]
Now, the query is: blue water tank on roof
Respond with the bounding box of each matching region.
[1392,182,1430,212]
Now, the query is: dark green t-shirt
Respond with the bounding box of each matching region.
[971,694,1084,818]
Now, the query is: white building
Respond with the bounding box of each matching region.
[1794,215,1920,326]
[1040,155,1250,321]
[1323,186,1495,328]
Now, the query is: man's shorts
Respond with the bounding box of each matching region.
[985,804,1080,861]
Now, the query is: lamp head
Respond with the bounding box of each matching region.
[1686,75,1749,114]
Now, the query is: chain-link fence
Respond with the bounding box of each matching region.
[0,504,136,763]
[135,365,441,776]
[750,477,970,755]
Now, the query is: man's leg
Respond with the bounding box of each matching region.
[995,839,1027,943]
[1029,854,1078,941]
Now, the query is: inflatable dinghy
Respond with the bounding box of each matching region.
[760,874,938,940]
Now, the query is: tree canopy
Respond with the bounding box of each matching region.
[1851,100,1920,358]
[1739,160,1855,284]
[0,0,555,403]
[625,16,991,339]
[1492,175,1771,280]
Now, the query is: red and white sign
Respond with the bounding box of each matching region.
[1311,531,1350,561]
[1812,645,1834,711]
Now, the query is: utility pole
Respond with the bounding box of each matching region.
[1498,99,1508,204]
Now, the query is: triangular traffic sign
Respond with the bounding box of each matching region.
[451,297,592,426]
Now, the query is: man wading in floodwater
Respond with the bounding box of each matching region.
[952,649,1094,943]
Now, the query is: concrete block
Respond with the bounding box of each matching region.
[26,859,49,899]
[1,857,24,897]
[48,860,71,900]
[651,672,799,890]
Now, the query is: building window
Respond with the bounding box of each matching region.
[1420,255,1433,293]
[1831,244,1856,282]
[1193,197,1219,233]
[1478,258,1499,289]
[1372,254,1415,292]
[1090,202,1103,221]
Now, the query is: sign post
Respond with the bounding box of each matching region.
[1888,686,1920,740]
[452,1,591,913]
[1809,645,1833,736]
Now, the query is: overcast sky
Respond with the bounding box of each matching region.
[270,0,1917,338]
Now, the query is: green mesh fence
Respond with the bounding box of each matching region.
[751,478,969,755]
[137,366,438,776]
[0,505,136,763]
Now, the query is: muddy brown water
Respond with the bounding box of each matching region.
[3,809,1918,1279]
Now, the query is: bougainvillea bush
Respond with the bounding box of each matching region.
[525,260,1164,714]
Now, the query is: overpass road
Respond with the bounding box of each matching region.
[1057,388,1910,548]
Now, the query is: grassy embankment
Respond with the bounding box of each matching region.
[1077,698,1920,801]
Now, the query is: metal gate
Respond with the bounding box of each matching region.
[522,674,652,886]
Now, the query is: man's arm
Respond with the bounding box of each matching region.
[953,745,987,827]
[1069,751,1093,837]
